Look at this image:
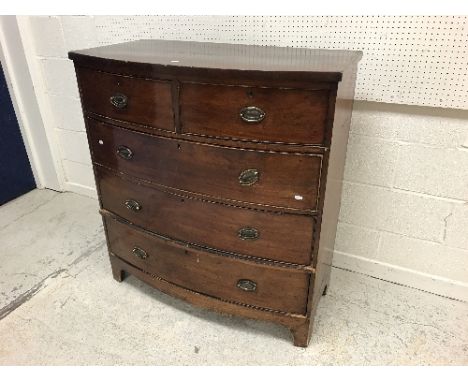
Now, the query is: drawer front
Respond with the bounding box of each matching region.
[89,119,322,211]
[105,216,310,314]
[97,168,314,265]
[76,67,175,131]
[180,83,330,144]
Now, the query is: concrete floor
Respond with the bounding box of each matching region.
[0,189,467,365]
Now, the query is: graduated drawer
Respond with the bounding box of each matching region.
[76,67,175,131]
[88,119,322,212]
[180,82,330,145]
[97,168,314,265]
[104,216,310,314]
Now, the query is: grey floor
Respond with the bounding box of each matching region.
[0,189,467,365]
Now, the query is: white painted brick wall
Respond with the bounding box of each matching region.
[48,94,86,132]
[334,223,381,259]
[342,102,468,295]
[350,103,468,148]
[62,160,94,189]
[379,233,468,281]
[343,134,399,187]
[394,146,468,200]
[17,15,468,299]
[55,130,91,166]
[340,182,454,242]
[18,16,98,197]
[40,58,80,98]
[445,204,468,251]
[28,16,67,58]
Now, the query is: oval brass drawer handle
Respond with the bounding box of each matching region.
[239,106,265,123]
[109,93,128,109]
[238,168,259,186]
[238,227,259,241]
[124,199,142,212]
[237,279,257,292]
[132,247,148,260]
[116,145,133,160]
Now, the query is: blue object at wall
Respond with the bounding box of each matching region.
[0,61,36,205]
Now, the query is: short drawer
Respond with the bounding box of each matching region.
[88,119,322,212]
[105,216,310,314]
[180,82,330,144]
[76,66,175,131]
[97,168,314,265]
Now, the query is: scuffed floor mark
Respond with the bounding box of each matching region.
[0,192,61,232]
[58,296,71,309]
[68,239,105,268]
[65,240,107,279]
[0,269,66,321]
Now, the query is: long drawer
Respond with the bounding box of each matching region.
[104,216,310,314]
[77,67,175,131]
[180,82,330,144]
[88,118,322,212]
[97,167,314,265]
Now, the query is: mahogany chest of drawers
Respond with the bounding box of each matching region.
[69,39,361,347]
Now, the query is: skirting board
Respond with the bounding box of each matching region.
[332,250,468,302]
[64,182,98,200]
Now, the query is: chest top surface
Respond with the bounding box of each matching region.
[69,39,362,82]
